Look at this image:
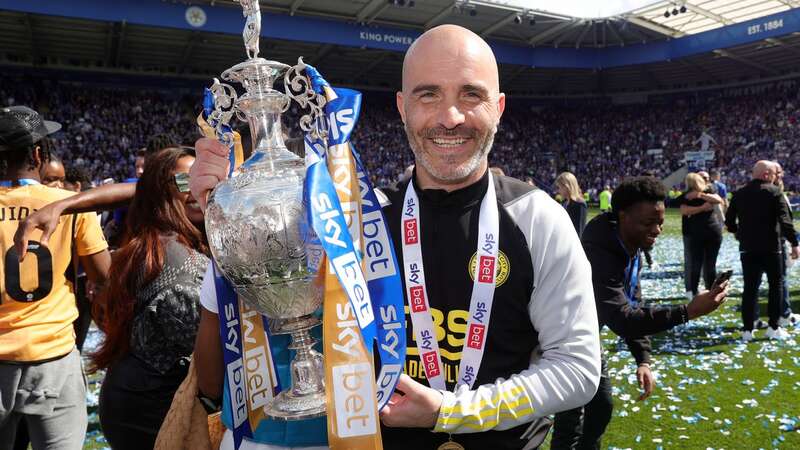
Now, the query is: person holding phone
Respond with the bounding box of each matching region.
[553,177,729,450]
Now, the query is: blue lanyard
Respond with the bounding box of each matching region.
[625,253,640,306]
[617,234,641,306]
[0,179,39,187]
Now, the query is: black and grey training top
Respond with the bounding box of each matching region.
[378,170,600,450]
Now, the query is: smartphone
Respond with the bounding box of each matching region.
[713,269,733,287]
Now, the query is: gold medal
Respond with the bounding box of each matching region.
[437,439,465,450]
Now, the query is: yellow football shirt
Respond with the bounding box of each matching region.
[0,184,108,362]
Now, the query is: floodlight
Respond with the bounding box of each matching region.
[664,11,670,18]
[514,14,522,24]
[680,5,687,13]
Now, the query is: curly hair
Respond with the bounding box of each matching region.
[0,138,52,177]
[65,165,91,186]
[611,176,667,213]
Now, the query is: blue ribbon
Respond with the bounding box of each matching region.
[302,70,377,348]
[352,146,406,409]
[204,87,238,177]
[213,266,253,449]
[304,65,405,410]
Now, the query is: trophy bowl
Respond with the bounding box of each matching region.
[205,137,320,323]
[204,51,328,420]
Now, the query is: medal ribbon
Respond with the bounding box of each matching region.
[401,171,499,390]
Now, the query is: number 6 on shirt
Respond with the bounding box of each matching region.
[4,242,54,302]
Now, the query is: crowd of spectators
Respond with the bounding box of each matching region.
[2,74,799,194]
[337,80,800,195]
[1,76,197,182]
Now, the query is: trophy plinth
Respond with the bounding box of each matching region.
[204,1,329,421]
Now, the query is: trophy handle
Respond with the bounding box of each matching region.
[283,58,328,142]
[208,78,240,147]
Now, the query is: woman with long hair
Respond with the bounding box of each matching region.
[555,171,588,237]
[92,147,209,450]
[677,172,723,299]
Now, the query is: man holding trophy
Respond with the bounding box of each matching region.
[9,5,601,446]
[190,3,601,446]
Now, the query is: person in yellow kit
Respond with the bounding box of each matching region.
[0,106,110,450]
[599,185,612,213]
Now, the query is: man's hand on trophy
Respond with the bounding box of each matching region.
[379,374,443,429]
[190,138,231,211]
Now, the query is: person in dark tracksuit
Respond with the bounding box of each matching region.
[552,177,729,450]
[725,160,799,342]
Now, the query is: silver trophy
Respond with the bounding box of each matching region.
[204,0,328,420]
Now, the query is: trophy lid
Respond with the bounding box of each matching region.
[222,58,291,92]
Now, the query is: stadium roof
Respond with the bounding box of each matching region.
[195,0,680,48]
[447,1,797,28]
[1,1,800,96]
[469,0,660,20]
[630,0,799,36]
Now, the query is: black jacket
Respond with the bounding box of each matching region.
[582,213,690,364]
[725,179,798,252]
[564,200,588,237]
[381,172,540,449]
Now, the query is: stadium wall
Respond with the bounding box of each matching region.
[2,0,800,69]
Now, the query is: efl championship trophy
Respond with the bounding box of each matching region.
[204,0,328,420]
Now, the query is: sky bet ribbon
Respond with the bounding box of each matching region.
[303,65,404,449]
[199,89,282,450]
[350,144,406,410]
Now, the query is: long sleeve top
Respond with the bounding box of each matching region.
[582,213,688,352]
[380,173,601,446]
[725,179,797,252]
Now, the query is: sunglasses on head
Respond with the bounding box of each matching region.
[174,172,191,193]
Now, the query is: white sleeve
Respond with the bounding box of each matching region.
[434,191,601,434]
[199,262,218,314]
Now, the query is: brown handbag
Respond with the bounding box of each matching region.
[154,357,225,450]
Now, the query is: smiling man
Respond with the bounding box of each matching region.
[189,24,601,450]
[553,176,729,449]
[375,24,602,449]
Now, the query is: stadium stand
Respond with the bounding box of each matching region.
[2,73,798,195]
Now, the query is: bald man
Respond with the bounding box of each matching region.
[726,160,799,341]
[189,24,600,449]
